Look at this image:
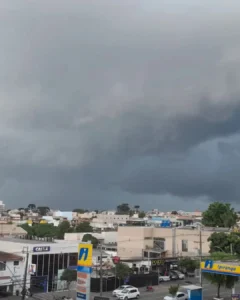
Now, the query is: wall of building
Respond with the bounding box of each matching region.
[0,259,25,295]
[117,226,214,260]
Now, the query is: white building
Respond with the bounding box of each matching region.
[64,231,117,244]
[0,237,80,294]
[90,213,129,229]
[0,201,5,215]
[0,251,25,295]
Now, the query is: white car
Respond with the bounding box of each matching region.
[117,287,140,300]
[159,275,171,282]
[173,271,185,279]
[164,292,188,300]
[113,285,133,296]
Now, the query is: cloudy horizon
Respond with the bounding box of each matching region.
[1,0,240,211]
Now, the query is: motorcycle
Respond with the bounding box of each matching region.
[146,286,154,292]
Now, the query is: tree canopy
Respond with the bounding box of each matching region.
[208,232,240,255]
[75,222,93,233]
[28,204,36,210]
[60,269,77,283]
[169,285,179,297]
[178,257,199,272]
[72,209,85,213]
[138,211,146,218]
[82,234,99,248]
[37,206,50,216]
[116,203,130,215]
[115,263,131,279]
[202,202,237,228]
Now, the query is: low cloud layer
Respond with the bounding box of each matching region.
[1,0,240,210]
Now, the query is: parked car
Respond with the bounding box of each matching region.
[159,274,171,282]
[169,271,178,280]
[164,292,188,300]
[171,270,185,279]
[116,287,140,300]
[113,285,133,296]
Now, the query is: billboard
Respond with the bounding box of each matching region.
[77,243,92,300]
[201,261,240,276]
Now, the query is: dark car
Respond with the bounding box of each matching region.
[170,271,179,280]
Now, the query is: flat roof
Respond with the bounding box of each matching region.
[181,285,202,290]
[0,237,54,244]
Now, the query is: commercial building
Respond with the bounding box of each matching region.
[64,231,117,244]
[90,213,129,229]
[117,226,229,261]
[0,237,80,294]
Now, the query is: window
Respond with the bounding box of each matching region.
[0,261,6,271]
[14,261,19,266]
[182,240,188,252]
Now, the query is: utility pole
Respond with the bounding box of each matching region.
[199,226,202,287]
[22,247,29,300]
[99,242,103,296]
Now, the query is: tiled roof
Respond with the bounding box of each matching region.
[0,251,23,261]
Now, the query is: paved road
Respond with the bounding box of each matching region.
[4,279,240,300]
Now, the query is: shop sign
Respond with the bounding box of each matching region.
[151,259,165,267]
[33,246,51,252]
[201,261,240,276]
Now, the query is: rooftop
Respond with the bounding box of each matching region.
[0,251,23,261]
[0,237,55,244]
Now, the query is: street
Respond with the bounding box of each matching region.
[5,278,240,300]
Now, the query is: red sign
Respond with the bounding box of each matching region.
[112,256,120,264]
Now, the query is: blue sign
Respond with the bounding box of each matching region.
[77,266,92,274]
[204,260,213,269]
[79,248,89,261]
[77,293,86,299]
[33,246,50,252]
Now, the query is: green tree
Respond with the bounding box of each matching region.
[37,206,50,216]
[208,232,240,255]
[82,234,99,248]
[28,204,36,210]
[202,202,237,228]
[20,223,34,236]
[33,223,57,238]
[75,222,93,233]
[138,211,146,218]
[178,257,199,273]
[60,269,77,296]
[115,263,131,279]
[168,285,179,297]
[116,203,130,215]
[134,205,140,212]
[72,209,85,213]
[56,221,72,239]
[203,273,237,298]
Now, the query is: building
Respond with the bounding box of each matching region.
[117,226,229,261]
[0,237,80,294]
[0,251,24,295]
[64,231,117,244]
[0,201,5,215]
[90,213,129,229]
[0,224,27,237]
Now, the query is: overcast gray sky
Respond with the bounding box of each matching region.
[1,0,240,211]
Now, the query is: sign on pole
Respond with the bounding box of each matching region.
[76,243,93,300]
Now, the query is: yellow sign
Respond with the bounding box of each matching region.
[78,243,93,267]
[201,261,240,276]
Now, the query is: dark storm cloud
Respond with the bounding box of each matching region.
[1,0,240,209]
